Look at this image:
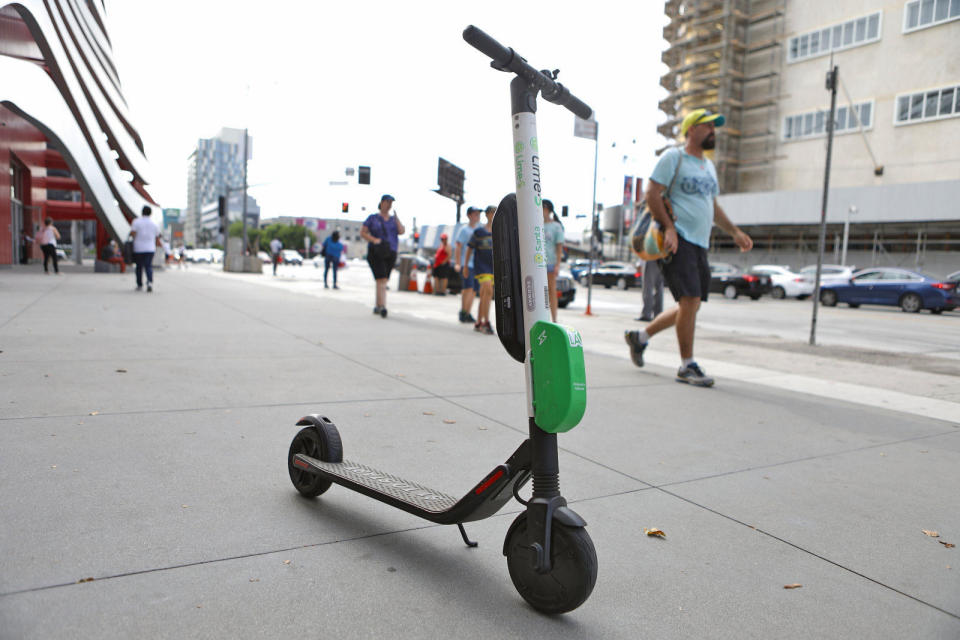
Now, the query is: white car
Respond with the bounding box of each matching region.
[750,264,814,299]
[799,264,856,288]
[280,249,303,265]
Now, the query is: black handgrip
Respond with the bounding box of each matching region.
[463,25,593,120]
[463,25,513,69]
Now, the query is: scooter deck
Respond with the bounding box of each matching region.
[293,440,530,526]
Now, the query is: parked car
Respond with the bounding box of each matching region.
[580,261,641,289]
[819,268,960,313]
[709,262,771,300]
[257,251,272,263]
[799,264,856,288]
[568,259,601,282]
[396,253,431,272]
[946,270,960,284]
[750,264,814,299]
[280,249,303,265]
[556,272,576,308]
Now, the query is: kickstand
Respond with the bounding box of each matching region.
[457,523,478,548]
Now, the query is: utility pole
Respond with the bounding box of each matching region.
[241,128,249,255]
[810,64,838,347]
[585,121,599,316]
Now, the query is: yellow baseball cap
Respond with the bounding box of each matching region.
[680,109,725,137]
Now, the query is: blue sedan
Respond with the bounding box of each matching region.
[819,268,960,314]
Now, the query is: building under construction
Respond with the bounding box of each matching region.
[658,0,959,275]
[660,0,786,194]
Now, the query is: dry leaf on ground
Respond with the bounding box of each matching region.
[783,583,803,589]
[923,530,940,538]
[644,528,666,538]
[422,411,435,416]
[115,368,127,373]
[939,541,955,549]
[443,419,456,424]
[89,411,99,416]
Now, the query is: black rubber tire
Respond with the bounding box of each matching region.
[750,294,761,300]
[288,422,343,497]
[504,513,598,614]
[820,290,838,307]
[848,303,860,308]
[558,301,570,309]
[797,294,810,300]
[771,286,786,299]
[931,308,943,314]
[723,284,738,299]
[900,293,923,313]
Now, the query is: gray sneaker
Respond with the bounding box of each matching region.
[676,362,714,387]
[624,331,647,367]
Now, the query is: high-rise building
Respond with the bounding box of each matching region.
[659,0,959,269]
[185,128,253,246]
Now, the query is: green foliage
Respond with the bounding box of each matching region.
[229,221,316,253]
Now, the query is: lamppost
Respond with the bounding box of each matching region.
[841,204,857,266]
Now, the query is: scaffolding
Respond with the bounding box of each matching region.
[659,0,786,193]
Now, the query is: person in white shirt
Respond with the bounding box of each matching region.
[129,206,161,292]
[269,237,282,276]
[37,217,61,274]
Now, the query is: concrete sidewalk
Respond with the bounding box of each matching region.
[1,267,958,638]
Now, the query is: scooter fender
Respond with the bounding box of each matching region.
[502,504,588,556]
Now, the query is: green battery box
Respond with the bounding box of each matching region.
[529,320,587,433]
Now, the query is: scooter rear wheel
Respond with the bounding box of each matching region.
[504,512,598,614]
[287,422,342,497]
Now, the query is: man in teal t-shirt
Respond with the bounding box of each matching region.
[624,108,754,387]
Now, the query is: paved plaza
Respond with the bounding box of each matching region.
[1,264,958,638]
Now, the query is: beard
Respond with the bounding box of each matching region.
[701,133,716,150]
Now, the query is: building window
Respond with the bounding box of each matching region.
[783,100,874,141]
[895,84,960,125]
[904,0,960,31]
[787,12,882,63]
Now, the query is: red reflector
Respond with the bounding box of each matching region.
[933,282,956,290]
[474,469,504,495]
[293,458,310,469]
[743,275,757,282]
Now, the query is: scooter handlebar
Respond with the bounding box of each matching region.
[463,25,593,120]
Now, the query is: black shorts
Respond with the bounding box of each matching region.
[658,235,710,302]
[432,263,455,279]
[367,246,397,280]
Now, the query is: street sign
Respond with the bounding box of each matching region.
[435,157,465,203]
[573,115,597,140]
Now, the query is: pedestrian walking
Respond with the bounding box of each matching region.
[624,109,753,387]
[129,206,162,292]
[321,231,344,289]
[431,233,453,296]
[37,218,60,274]
[464,206,495,334]
[638,258,664,321]
[269,236,283,276]
[454,207,482,323]
[361,194,404,318]
[541,199,565,322]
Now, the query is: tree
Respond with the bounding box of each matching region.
[249,223,316,254]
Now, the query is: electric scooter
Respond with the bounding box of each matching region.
[286,25,597,614]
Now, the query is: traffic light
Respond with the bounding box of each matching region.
[358,166,370,185]
[562,205,569,217]
[342,202,349,213]
[217,195,226,233]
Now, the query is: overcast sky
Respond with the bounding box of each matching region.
[107,1,670,233]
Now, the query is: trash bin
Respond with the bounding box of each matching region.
[397,255,414,291]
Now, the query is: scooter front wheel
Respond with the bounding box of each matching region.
[287,421,342,497]
[504,512,598,614]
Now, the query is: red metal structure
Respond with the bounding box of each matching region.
[0,1,158,266]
